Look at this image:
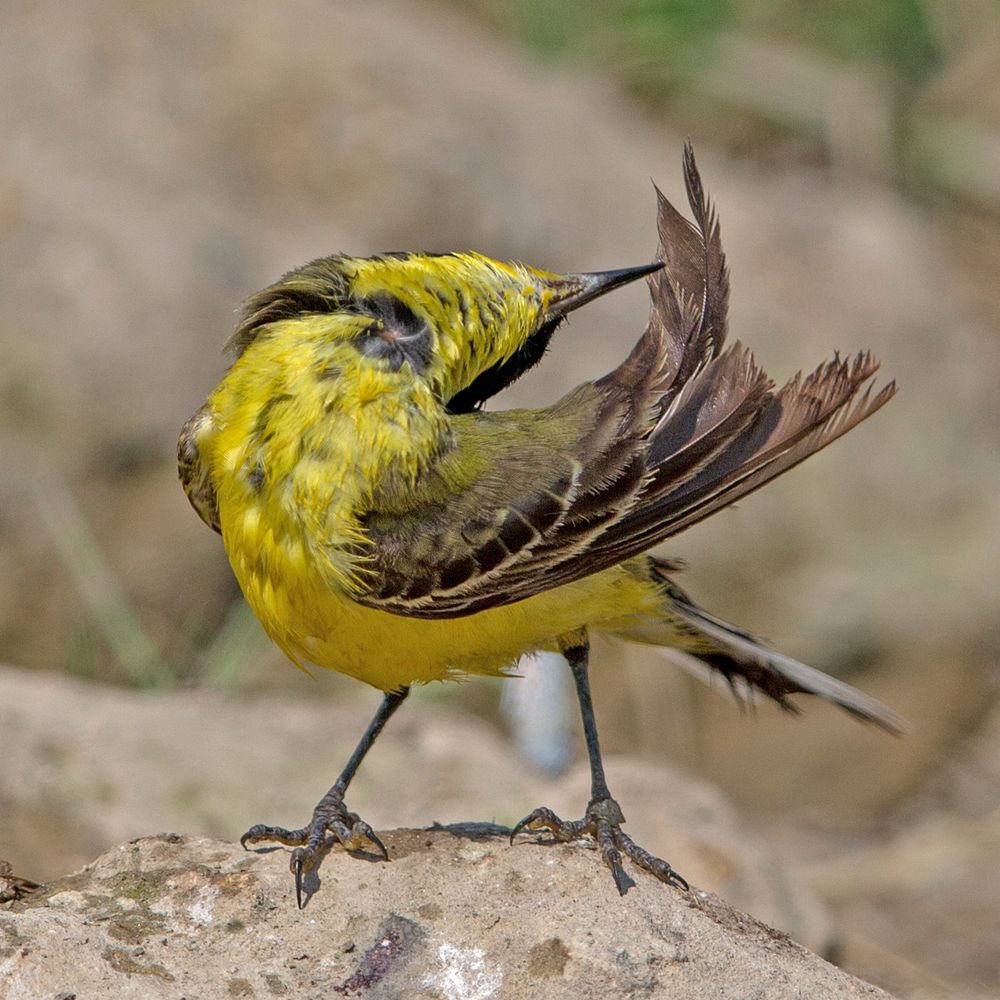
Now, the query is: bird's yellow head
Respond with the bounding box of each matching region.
[228,251,661,411]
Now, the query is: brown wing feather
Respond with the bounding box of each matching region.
[356,149,895,618]
[358,403,586,605]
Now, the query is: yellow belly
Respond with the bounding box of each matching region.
[231,537,663,691]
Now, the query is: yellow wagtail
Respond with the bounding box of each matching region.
[180,147,899,905]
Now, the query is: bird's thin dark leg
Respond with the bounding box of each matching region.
[241,687,409,907]
[511,641,688,895]
[569,643,613,803]
[330,687,410,796]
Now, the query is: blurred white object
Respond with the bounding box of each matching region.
[501,651,577,778]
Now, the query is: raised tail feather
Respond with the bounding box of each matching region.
[528,146,896,585]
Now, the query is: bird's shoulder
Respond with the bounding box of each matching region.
[355,374,651,614]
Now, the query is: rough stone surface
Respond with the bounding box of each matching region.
[0,664,833,955]
[0,833,892,1000]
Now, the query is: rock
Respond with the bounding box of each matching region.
[0,832,892,1000]
[0,664,833,955]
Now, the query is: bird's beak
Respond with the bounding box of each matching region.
[544,261,664,318]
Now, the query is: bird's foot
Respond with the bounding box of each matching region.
[240,790,388,908]
[510,797,689,896]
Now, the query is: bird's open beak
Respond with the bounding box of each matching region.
[545,261,664,318]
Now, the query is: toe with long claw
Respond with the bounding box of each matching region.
[510,797,689,896]
[241,794,388,908]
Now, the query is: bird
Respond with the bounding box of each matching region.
[179,146,899,906]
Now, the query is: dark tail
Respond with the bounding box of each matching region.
[652,562,906,734]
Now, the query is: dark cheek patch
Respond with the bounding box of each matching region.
[356,329,408,371]
[352,293,432,374]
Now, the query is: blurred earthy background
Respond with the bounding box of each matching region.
[1,0,998,996]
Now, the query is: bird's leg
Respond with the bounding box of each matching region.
[510,642,688,895]
[241,687,409,907]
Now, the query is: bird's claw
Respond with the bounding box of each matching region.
[291,850,307,910]
[240,794,389,908]
[509,806,584,844]
[510,797,688,895]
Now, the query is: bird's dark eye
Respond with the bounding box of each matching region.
[352,293,432,374]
